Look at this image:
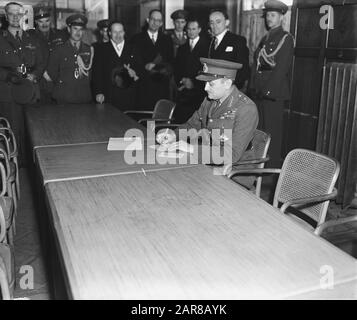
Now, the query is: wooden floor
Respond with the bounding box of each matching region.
[12,169,357,299]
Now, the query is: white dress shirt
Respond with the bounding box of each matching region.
[147,31,158,44]
[111,39,125,58]
[189,36,200,51]
[214,29,228,48]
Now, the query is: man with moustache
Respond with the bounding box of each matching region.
[47,14,93,104]
[0,2,45,165]
[30,7,67,104]
[92,21,142,110]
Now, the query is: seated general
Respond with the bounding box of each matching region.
[157,58,259,176]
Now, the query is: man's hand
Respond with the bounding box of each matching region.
[124,64,139,81]
[156,129,176,145]
[96,94,105,104]
[178,78,194,91]
[145,63,156,71]
[167,140,194,154]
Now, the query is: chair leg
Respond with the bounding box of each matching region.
[13,157,20,200]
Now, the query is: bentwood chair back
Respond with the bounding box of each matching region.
[0,243,14,299]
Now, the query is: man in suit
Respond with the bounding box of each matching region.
[250,0,294,167]
[208,9,249,90]
[92,21,142,110]
[0,2,45,166]
[157,58,259,183]
[174,18,209,123]
[130,9,174,110]
[29,7,67,104]
[47,14,93,104]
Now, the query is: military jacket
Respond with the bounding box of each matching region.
[47,40,93,104]
[0,29,45,102]
[29,28,67,66]
[251,26,294,101]
[178,86,259,164]
[166,29,187,57]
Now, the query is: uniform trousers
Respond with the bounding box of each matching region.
[255,98,285,168]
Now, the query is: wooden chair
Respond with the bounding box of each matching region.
[0,243,14,300]
[124,99,176,125]
[0,162,14,245]
[226,129,271,197]
[0,127,20,200]
[229,149,340,233]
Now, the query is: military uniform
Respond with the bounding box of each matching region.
[46,14,93,104]
[167,10,188,58]
[0,29,45,165]
[177,59,259,171]
[29,28,67,104]
[250,0,294,167]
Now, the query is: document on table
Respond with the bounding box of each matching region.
[107,137,143,151]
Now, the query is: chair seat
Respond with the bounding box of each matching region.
[0,243,14,295]
[0,196,14,228]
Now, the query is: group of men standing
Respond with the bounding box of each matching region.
[0,0,293,168]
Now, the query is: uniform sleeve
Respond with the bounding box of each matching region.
[230,102,259,163]
[47,46,60,82]
[33,38,46,79]
[262,34,294,98]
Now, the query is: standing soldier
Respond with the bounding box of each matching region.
[166,9,188,58]
[250,0,294,167]
[0,2,45,165]
[47,14,93,104]
[30,6,67,104]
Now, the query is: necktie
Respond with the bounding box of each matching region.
[214,37,218,50]
[151,34,156,45]
[16,31,21,42]
[190,40,194,51]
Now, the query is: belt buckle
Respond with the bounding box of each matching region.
[20,63,27,77]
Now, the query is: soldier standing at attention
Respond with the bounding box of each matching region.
[250,0,294,167]
[30,7,67,104]
[47,14,93,104]
[167,9,188,58]
[0,2,45,166]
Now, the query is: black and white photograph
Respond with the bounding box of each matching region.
[0,0,356,304]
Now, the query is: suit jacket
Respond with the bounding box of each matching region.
[92,41,143,103]
[130,30,174,66]
[175,36,209,85]
[251,26,294,101]
[208,31,250,89]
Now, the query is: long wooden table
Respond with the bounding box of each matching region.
[44,165,357,299]
[35,141,197,185]
[25,103,143,149]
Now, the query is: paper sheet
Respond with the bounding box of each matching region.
[107,137,143,151]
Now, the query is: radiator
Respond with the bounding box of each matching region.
[317,62,357,207]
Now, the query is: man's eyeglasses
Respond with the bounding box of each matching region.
[7,13,25,18]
